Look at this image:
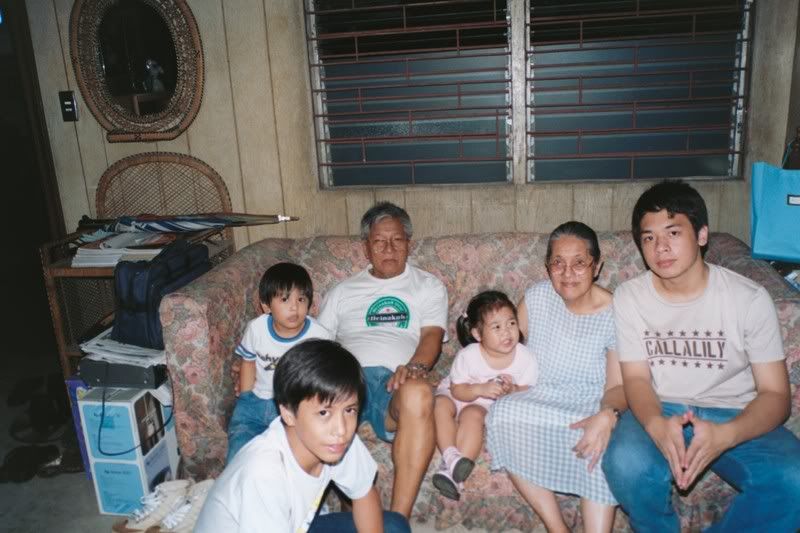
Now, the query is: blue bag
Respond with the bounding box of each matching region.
[111,239,211,349]
[750,161,800,262]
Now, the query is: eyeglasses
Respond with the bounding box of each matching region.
[547,257,594,275]
[369,237,408,253]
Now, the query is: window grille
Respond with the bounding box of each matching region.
[305,0,511,186]
[527,0,752,181]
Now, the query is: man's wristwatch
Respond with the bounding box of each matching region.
[405,362,429,374]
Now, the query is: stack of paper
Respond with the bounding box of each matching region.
[80,327,166,368]
[72,232,175,267]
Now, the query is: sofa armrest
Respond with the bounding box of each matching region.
[160,239,295,480]
[707,233,798,301]
[706,233,800,419]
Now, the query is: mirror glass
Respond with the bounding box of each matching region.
[98,0,177,116]
[71,0,203,141]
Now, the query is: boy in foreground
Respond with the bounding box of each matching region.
[602,180,800,531]
[196,339,410,532]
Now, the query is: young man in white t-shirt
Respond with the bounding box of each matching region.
[196,339,410,533]
[602,181,800,531]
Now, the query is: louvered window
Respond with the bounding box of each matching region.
[306,0,512,186]
[527,0,752,181]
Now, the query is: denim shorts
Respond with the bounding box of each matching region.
[359,366,396,442]
[226,391,279,464]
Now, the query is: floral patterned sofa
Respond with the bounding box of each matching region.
[160,231,800,532]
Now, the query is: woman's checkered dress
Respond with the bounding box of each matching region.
[486,281,617,505]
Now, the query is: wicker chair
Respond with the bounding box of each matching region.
[95,152,234,243]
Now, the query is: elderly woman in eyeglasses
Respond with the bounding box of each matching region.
[486,221,627,533]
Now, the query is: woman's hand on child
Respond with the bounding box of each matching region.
[569,409,617,472]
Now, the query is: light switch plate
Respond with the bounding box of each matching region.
[59,91,78,122]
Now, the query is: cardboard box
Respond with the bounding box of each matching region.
[78,387,179,515]
[65,375,92,480]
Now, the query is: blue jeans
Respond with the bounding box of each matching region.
[226,391,279,464]
[309,511,410,533]
[359,366,396,442]
[602,402,800,532]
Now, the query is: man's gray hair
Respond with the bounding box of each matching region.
[360,202,413,241]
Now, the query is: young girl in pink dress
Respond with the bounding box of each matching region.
[432,290,539,500]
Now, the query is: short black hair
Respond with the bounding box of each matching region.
[273,339,366,414]
[631,180,709,257]
[259,262,314,306]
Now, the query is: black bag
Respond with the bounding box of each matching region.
[111,239,211,349]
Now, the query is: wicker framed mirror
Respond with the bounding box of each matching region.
[69,0,204,142]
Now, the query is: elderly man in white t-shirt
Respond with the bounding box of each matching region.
[602,181,800,532]
[318,202,448,518]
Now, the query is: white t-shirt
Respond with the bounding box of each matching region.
[195,417,377,533]
[317,264,449,370]
[435,342,539,411]
[614,264,784,408]
[235,315,332,399]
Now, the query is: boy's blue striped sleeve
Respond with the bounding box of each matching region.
[235,345,257,360]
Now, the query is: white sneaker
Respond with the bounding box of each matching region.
[148,479,215,533]
[112,480,192,532]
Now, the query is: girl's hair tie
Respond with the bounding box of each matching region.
[461,311,468,320]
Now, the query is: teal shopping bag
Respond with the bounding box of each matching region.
[750,161,800,262]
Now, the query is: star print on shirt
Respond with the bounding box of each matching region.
[643,325,727,370]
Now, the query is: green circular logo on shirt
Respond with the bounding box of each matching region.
[366,297,410,329]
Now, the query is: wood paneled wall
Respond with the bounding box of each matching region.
[26,0,799,248]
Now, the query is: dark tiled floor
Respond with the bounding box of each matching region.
[0,351,116,532]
